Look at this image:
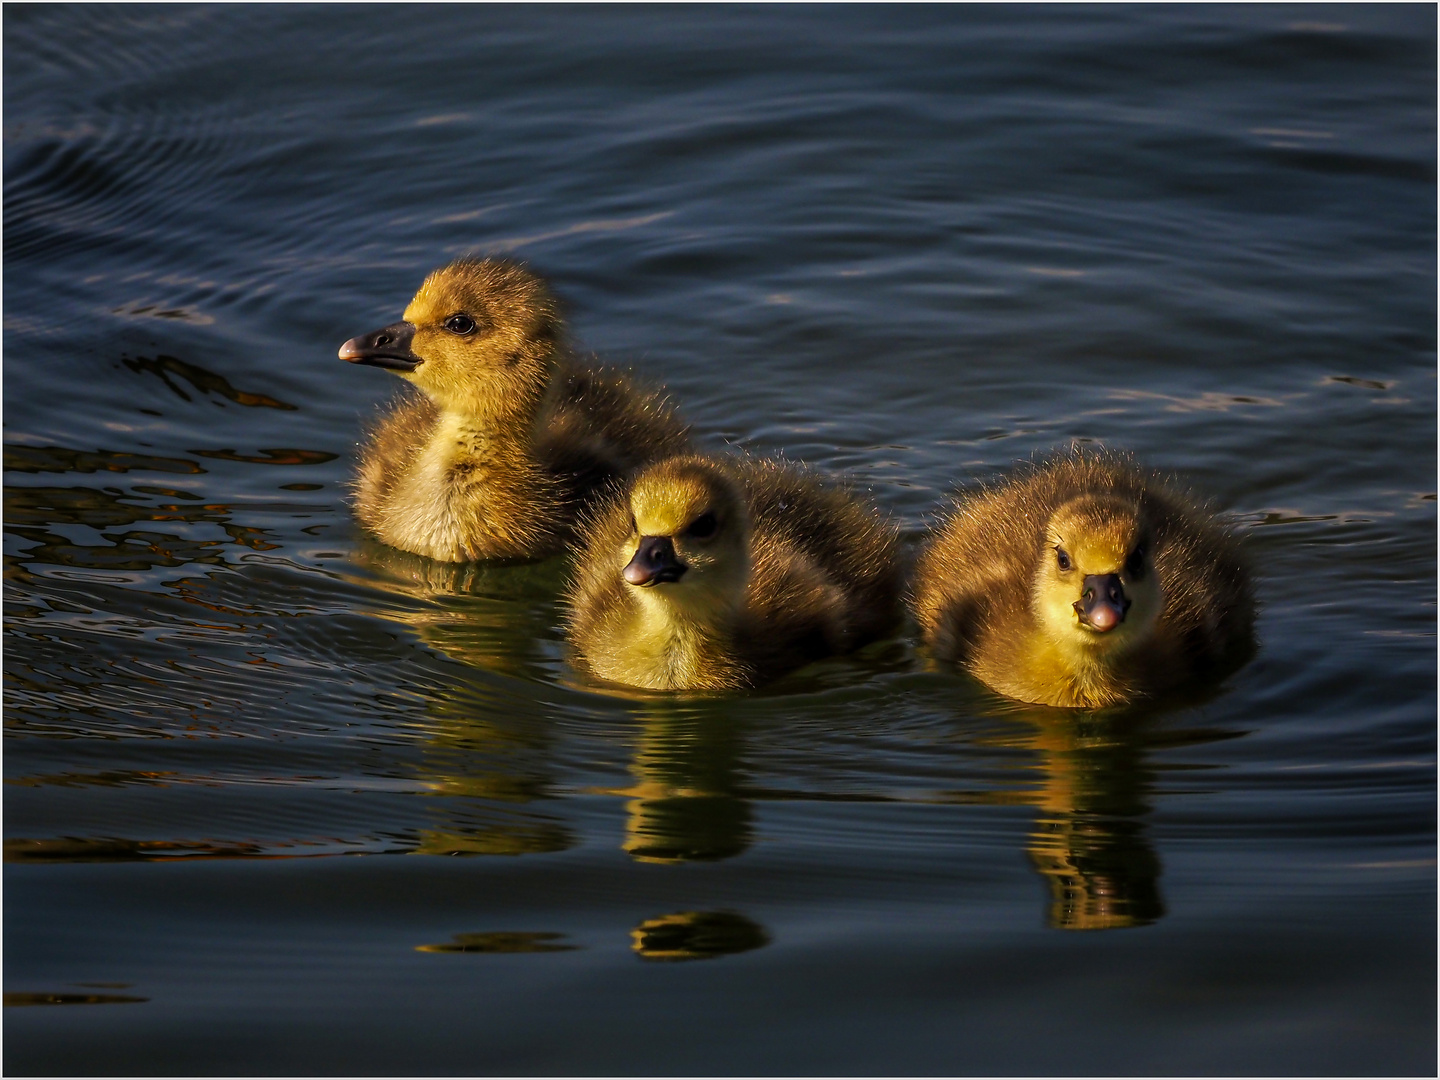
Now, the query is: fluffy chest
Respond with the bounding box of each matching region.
[377,414,549,561]
[592,598,746,692]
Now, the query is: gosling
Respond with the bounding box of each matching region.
[565,455,903,691]
[339,258,690,562]
[911,452,1254,708]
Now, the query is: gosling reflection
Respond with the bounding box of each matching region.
[1021,710,1163,931]
[416,931,578,954]
[345,538,576,859]
[407,686,574,858]
[347,534,564,678]
[630,911,770,961]
[615,707,752,864]
[412,819,570,858]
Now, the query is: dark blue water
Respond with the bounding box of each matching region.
[5,5,1435,1073]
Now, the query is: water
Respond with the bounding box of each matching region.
[4,5,1435,1073]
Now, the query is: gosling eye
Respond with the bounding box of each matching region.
[627,514,638,536]
[1125,546,1147,581]
[1055,548,1072,572]
[685,511,718,540]
[443,313,477,336]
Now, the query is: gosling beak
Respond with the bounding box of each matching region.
[339,321,421,372]
[1074,573,1130,632]
[624,535,687,587]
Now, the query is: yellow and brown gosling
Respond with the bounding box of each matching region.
[339,258,691,562]
[564,455,903,691]
[911,452,1254,708]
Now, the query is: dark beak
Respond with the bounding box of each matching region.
[623,535,687,587]
[339,321,421,372]
[1073,573,1130,632]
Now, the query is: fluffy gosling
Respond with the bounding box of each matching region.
[565,455,903,691]
[340,258,690,562]
[911,452,1254,708]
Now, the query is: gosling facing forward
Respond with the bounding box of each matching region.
[912,452,1253,708]
[340,259,690,562]
[565,455,903,691]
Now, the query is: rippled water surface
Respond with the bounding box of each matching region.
[5,5,1435,1074]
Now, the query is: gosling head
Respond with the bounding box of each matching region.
[619,459,750,618]
[1034,494,1163,654]
[339,259,561,417]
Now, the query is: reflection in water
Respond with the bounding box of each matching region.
[630,911,770,961]
[613,708,751,864]
[349,539,578,859]
[190,448,337,466]
[411,822,570,858]
[4,837,271,862]
[121,353,296,410]
[416,932,578,954]
[4,443,203,477]
[4,992,149,1007]
[1020,711,1166,931]
[3,452,574,860]
[351,536,523,596]
[406,688,574,859]
[6,770,178,790]
[348,536,564,678]
[4,470,329,571]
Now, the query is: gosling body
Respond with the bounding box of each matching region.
[912,452,1253,708]
[565,455,903,691]
[341,259,690,562]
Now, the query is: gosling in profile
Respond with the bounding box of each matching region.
[339,259,690,562]
[912,452,1253,709]
[565,455,903,691]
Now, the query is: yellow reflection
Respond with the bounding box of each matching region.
[1020,710,1164,931]
[416,931,577,954]
[345,538,577,860]
[3,837,268,862]
[403,690,574,858]
[604,706,751,864]
[347,536,563,677]
[630,911,769,961]
[412,823,569,857]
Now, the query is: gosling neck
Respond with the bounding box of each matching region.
[624,582,747,690]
